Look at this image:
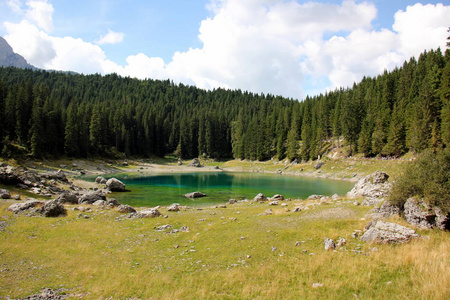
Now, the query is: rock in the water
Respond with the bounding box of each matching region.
[403,198,449,230]
[79,191,106,204]
[8,199,44,214]
[360,220,419,244]
[254,193,268,202]
[56,191,79,204]
[133,208,161,218]
[184,191,206,198]
[0,188,11,199]
[106,178,126,192]
[347,171,392,205]
[40,199,67,217]
[95,176,107,184]
[187,158,202,167]
[117,204,136,213]
[324,238,336,250]
[167,203,181,212]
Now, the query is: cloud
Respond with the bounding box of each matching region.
[2,0,449,99]
[97,29,125,45]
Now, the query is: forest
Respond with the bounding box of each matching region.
[0,47,449,161]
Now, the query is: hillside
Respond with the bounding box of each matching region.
[0,47,449,162]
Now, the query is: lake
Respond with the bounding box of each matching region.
[99,172,354,207]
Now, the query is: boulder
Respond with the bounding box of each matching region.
[269,201,279,206]
[78,191,106,204]
[117,204,136,213]
[167,203,181,212]
[106,198,121,207]
[271,194,284,201]
[184,191,206,198]
[40,199,67,217]
[367,200,401,220]
[95,176,107,184]
[133,208,161,218]
[347,171,392,205]
[93,200,107,206]
[8,199,44,214]
[42,170,68,182]
[254,193,268,202]
[106,178,126,192]
[0,188,11,199]
[56,191,79,204]
[403,198,449,230]
[337,237,347,247]
[324,238,336,250]
[187,158,202,168]
[360,220,419,244]
[314,161,324,170]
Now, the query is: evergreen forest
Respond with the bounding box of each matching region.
[0,47,449,161]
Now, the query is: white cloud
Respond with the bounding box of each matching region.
[2,0,449,99]
[97,29,125,45]
[25,0,53,32]
[7,0,22,13]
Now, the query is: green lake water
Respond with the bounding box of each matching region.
[93,172,354,207]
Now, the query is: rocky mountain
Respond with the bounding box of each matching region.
[0,36,35,69]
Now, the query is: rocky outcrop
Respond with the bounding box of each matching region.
[367,201,402,220]
[360,220,419,244]
[403,198,449,230]
[187,158,202,167]
[106,178,126,192]
[184,191,206,198]
[347,171,391,205]
[0,36,35,69]
[8,199,66,217]
[8,199,44,214]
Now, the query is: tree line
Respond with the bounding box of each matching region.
[0,47,449,161]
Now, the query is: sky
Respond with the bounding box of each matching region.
[0,0,449,100]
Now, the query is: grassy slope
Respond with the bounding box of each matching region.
[1,199,449,299]
[0,156,449,299]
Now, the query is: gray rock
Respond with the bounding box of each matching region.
[403,198,449,230]
[95,176,107,184]
[269,201,279,206]
[93,200,107,206]
[337,237,347,247]
[106,178,126,192]
[106,198,120,207]
[41,170,68,182]
[8,199,44,214]
[184,191,206,198]
[133,208,161,218]
[78,191,106,204]
[293,207,302,212]
[368,201,402,219]
[347,171,392,205]
[56,191,79,204]
[314,161,324,170]
[40,199,67,217]
[360,220,419,244]
[228,199,237,204]
[187,158,202,167]
[117,204,136,213]
[167,203,181,212]
[324,238,336,250]
[263,209,273,215]
[0,188,11,199]
[254,193,268,202]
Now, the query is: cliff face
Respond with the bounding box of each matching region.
[0,36,35,69]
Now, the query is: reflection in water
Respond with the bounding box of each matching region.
[109,172,353,207]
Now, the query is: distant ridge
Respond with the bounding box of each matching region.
[0,36,35,69]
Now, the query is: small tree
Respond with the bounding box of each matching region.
[390,148,450,213]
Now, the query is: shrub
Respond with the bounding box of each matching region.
[390,148,450,213]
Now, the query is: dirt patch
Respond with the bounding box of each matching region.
[301,207,357,220]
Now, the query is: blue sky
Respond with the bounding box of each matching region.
[1,0,449,99]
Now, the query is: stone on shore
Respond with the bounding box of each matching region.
[95,176,107,184]
[117,204,136,213]
[347,171,391,205]
[184,191,206,198]
[106,178,126,192]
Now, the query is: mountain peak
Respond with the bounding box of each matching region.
[0,37,35,69]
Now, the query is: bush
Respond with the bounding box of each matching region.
[389,148,450,213]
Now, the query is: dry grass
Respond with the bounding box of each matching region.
[1,197,449,299]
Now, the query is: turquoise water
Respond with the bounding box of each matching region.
[96,172,354,207]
